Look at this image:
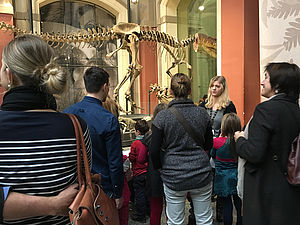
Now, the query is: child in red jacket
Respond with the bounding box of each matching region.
[129,119,149,223]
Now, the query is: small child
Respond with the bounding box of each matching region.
[210,113,242,225]
[129,119,149,223]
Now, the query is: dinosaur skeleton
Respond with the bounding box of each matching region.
[0,21,216,112]
[193,32,217,58]
[149,83,173,105]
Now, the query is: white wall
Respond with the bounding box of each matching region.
[259,0,300,81]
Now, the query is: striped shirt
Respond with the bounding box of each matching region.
[0,111,92,225]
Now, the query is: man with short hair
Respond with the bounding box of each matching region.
[63,67,124,208]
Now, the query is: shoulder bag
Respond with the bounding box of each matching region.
[169,107,203,148]
[67,114,119,225]
[288,134,300,186]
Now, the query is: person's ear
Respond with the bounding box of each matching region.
[4,66,14,89]
[6,67,13,84]
[104,83,110,91]
[100,83,107,92]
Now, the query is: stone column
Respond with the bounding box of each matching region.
[14,0,40,33]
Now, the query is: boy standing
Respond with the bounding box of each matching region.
[129,120,149,223]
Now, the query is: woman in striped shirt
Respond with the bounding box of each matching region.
[0,34,91,225]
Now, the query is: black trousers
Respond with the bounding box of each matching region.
[219,195,242,225]
[133,173,148,218]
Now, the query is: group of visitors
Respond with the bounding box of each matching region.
[129,65,299,225]
[0,34,299,225]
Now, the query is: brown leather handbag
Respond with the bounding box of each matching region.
[67,114,119,225]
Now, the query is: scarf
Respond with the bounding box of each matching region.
[1,86,57,111]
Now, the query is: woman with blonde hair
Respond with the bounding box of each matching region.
[0,34,91,224]
[197,75,236,224]
[200,76,236,138]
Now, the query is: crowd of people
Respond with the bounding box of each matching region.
[0,34,299,225]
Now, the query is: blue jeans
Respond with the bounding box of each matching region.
[163,182,213,225]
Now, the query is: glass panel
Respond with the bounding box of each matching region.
[177,0,217,103]
[40,1,117,111]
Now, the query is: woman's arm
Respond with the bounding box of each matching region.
[3,184,78,221]
[235,104,274,164]
[150,125,164,170]
[210,147,216,159]
[204,123,213,152]
[129,144,137,163]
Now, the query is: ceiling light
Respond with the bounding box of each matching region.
[198,5,205,11]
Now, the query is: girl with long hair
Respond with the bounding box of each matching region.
[211,113,242,225]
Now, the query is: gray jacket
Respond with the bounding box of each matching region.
[151,99,213,191]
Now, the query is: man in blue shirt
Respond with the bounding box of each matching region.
[63,67,124,208]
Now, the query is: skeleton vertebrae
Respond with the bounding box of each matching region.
[0,22,216,113]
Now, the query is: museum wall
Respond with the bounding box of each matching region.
[259,0,300,94]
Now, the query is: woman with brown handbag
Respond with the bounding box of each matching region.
[0,34,91,225]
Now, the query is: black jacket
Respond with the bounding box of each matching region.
[236,94,300,225]
[199,100,236,115]
[141,131,164,197]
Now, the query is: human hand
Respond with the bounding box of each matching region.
[234,131,245,141]
[125,169,133,181]
[50,184,79,216]
[115,196,124,209]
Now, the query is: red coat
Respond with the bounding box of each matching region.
[129,140,147,177]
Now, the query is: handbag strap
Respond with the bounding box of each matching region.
[169,107,203,148]
[67,114,92,186]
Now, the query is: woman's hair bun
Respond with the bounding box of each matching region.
[171,73,191,98]
[38,60,67,94]
[177,77,187,85]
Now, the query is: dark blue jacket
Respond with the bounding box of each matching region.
[63,96,124,198]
